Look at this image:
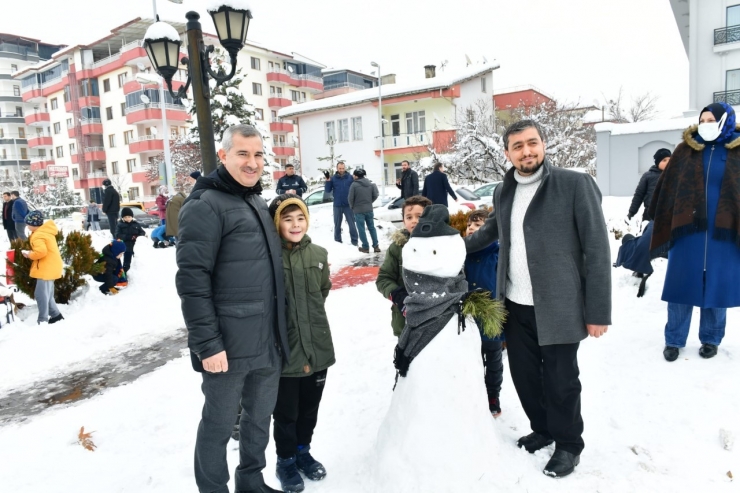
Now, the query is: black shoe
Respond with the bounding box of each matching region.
[48,314,64,324]
[543,449,580,478]
[663,346,679,362]
[516,432,554,453]
[358,247,369,253]
[488,396,501,417]
[373,246,381,253]
[152,240,160,248]
[276,456,304,492]
[238,484,284,493]
[295,445,326,481]
[699,343,718,359]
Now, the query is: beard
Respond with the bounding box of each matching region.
[515,156,544,175]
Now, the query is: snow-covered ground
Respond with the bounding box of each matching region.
[0,198,738,492]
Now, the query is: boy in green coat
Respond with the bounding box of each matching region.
[375,195,432,337]
[269,194,334,493]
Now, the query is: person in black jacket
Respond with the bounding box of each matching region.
[2,192,17,241]
[396,160,419,199]
[275,163,307,197]
[422,162,458,206]
[175,124,288,493]
[628,148,671,221]
[115,207,146,273]
[92,240,127,295]
[101,179,121,237]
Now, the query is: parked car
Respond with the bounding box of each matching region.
[471,182,502,204]
[303,188,334,210]
[455,187,488,209]
[120,200,146,211]
[84,207,159,230]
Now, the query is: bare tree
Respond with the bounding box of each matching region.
[629,92,659,122]
[108,175,129,196]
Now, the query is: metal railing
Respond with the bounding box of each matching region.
[30,156,53,163]
[715,25,740,45]
[323,81,369,91]
[0,43,38,57]
[296,73,323,83]
[40,75,63,89]
[124,102,186,114]
[267,67,323,84]
[269,93,288,99]
[714,90,740,106]
[84,146,106,152]
[120,39,144,52]
[129,135,162,143]
[21,83,40,93]
[80,118,101,125]
[376,131,432,150]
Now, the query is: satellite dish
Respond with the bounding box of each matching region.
[440,60,448,72]
[137,62,146,71]
[150,127,158,136]
[592,98,601,108]
[465,54,472,67]
[140,94,150,104]
[482,56,488,64]
[287,65,295,73]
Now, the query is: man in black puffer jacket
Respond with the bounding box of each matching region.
[628,148,671,221]
[101,179,120,237]
[176,124,288,493]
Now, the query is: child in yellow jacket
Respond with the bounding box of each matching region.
[21,211,64,325]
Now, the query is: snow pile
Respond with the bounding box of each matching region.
[144,22,181,42]
[206,0,254,13]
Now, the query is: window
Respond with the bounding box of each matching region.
[252,82,262,95]
[268,61,274,70]
[20,148,27,159]
[117,72,128,88]
[251,57,261,70]
[18,128,25,138]
[13,85,20,97]
[126,158,136,172]
[255,108,264,120]
[171,126,178,137]
[270,86,282,97]
[301,92,306,100]
[16,106,23,117]
[128,187,140,199]
[103,78,111,92]
[124,130,134,144]
[291,90,301,102]
[352,117,363,140]
[405,110,426,134]
[10,64,17,72]
[727,69,740,92]
[325,121,336,143]
[66,118,73,128]
[0,128,3,137]
[69,143,75,154]
[108,134,116,148]
[56,146,63,158]
[0,149,5,159]
[729,5,740,27]
[111,161,119,174]
[72,168,79,178]
[105,107,113,120]
[337,118,349,142]
[51,98,58,110]
[53,122,61,134]
[271,110,278,121]
[481,76,487,93]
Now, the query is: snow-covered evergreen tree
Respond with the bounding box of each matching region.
[146,137,202,193]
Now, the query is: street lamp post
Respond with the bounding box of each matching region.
[136,73,174,194]
[13,138,22,189]
[144,4,252,176]
[370,61,384,199]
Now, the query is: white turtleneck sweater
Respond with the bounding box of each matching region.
[506,166,544,306]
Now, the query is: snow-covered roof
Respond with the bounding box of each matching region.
[582,109,605,124]
[595,116,696,136]
[279,63,499,118]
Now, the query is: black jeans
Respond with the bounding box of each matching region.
[5,226,17,241]
[195,364,281,493]
[123,249,133,273]
[106,212,118,237]
[481,340,504,398]
[273,369,328,459]
[504,299,584,456]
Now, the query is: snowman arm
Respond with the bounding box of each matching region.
[464,211,498,253]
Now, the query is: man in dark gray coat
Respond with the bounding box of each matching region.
[348,168,380,253]
[465,120,611,479]
[627,148,671,221]
[176,124,289,493]
[395,160,419,198]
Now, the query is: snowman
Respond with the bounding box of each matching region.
[374,205,512,492]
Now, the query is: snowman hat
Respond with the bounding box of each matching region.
[411,204,459,238]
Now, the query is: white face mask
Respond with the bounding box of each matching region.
[697,112,727,142]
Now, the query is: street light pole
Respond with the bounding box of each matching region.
[13,138,22,189]
[371,61,384,199]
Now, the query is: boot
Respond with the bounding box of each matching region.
[488,396,502,417]
[373,246,381,253]
[48,313,64,324]
[516,432,554,453]
[295,445,326,481]
[239,484,284,493]
[699,343,718,359]
[152,239,160,248]
[663,346,679,362]
[358,247,369,253]
[543,449,580,478]
[276,456,304,492]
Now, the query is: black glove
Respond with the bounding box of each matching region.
[390,287,408,312]
[323,170,331,179]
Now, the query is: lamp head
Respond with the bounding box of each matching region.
[143,21,182,83]
[207,4,253,58]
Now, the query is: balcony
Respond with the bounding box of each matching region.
[715,25,740,45]
[714,90,740,106]
[75,171,108,189]
[21,84,43,102]
[84,146,106,162]
[27,136,53,148]
[125,102,189,125]
[267,68,324,92]
[272,145,296,156]
[30,156,54,171]
[270,121,294,133]
[268,96,292,109]
[40,76,66,97]
[78,96,100,108]
[374,130,456,156]
[132,171,150,183]
[25,112,50,126]
[129,135,164,154]
[71,153,80,164]
[68,126,77,138]
[80,119,103,135]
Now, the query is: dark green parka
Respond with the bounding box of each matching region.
[375,228,409,336]
[282,234,335,377]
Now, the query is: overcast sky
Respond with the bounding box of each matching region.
[2,0,688,117]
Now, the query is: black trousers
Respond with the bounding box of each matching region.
[481,340,504,398]
[106,213,118,237]
[504,299,584,455]
[5,226,17,241]
[272,369,328,459]
[123,249,134,273]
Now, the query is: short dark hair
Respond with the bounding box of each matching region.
[467,210,488,225]
[2,192,9,197]
[433,162,443,172]
[401,160,410,166]
[280,203,304,217]
[285,163,294,168]
[10,191,19,198]
[503,119,546,150]
[402,195,432,215]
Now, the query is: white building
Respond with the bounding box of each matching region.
[278,64,499,190]
[596,0,736,196]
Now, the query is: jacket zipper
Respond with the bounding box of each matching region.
[704,145,715,273]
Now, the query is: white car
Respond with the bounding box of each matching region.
[303,188,334,210]
[471,181,502,205]
[455,187,489,210]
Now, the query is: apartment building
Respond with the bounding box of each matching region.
[0,33,63,187]
[278,64,498,187]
